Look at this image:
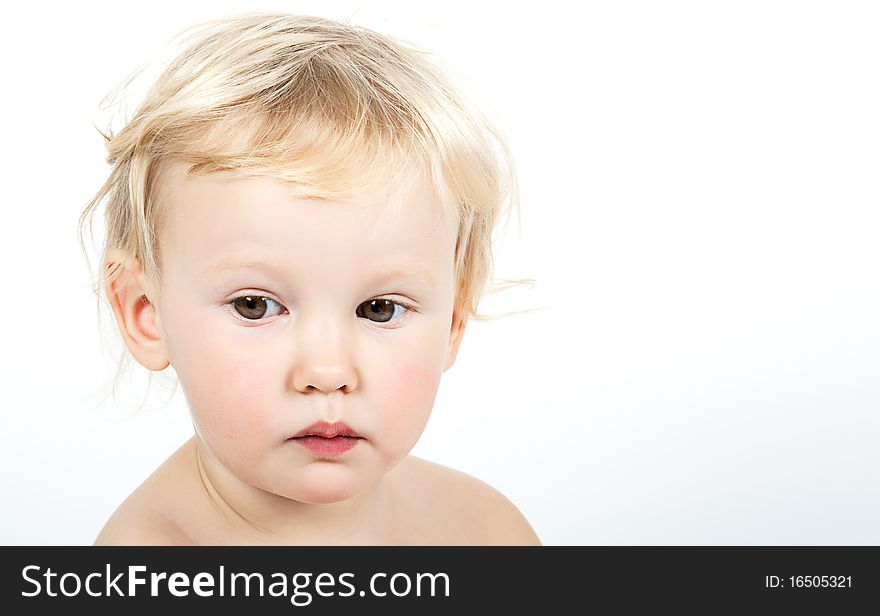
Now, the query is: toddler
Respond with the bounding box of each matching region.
[79,11,540,546]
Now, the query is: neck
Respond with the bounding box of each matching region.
[191,435,392,544]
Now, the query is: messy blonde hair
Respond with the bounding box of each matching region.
[78,11,534,405]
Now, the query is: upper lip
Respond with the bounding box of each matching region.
[291,420,363,439]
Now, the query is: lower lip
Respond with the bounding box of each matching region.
[291,435,362,456]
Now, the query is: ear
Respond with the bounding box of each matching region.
[443,308,468,372]
[104,248,170,371]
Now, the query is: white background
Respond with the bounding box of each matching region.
[1,0,878,545]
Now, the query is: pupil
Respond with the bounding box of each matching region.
[235,296,266,319]
[363,300,393,322]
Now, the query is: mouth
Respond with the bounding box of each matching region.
[291,420,363,439]
[289,420,364,456]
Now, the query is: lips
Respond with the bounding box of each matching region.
[291,420,363,439]
[289,421,364,456]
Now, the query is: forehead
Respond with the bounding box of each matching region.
[155,160,458,280]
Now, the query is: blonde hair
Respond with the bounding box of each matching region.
[78,11,534,404]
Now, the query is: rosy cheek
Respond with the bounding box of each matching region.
[397,365,440,400]
[186,349,272,446]
[379,327,447,409]
[381,359,442,428]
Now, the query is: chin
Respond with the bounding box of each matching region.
[283,469,364,505]
[290,483,361,505]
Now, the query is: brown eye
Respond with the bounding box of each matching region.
[357,299,407,323]
[230,296,283,321]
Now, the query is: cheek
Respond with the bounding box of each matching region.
[388,362,441,407]
[380,367,440,457]
[192,362,274,435]
[170,324,278,463]
[371,339,446,446]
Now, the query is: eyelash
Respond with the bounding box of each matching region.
[224,295,416,327]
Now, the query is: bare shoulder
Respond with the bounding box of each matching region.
[93,501,185,546]
[93,440,198,546]
[397,456,542,546]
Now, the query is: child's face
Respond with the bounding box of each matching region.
[147,160,464,504]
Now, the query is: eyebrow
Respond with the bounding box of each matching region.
[201,258,438,286]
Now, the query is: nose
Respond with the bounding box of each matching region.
[290,316,359,395]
